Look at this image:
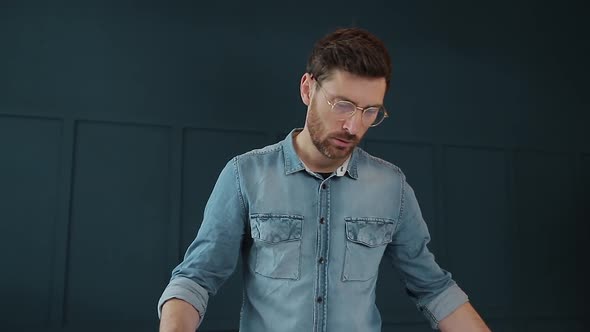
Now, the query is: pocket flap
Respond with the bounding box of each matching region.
[250,214,303,244]
[345,217,396,247]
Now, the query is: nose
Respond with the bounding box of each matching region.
[342,111,363,135]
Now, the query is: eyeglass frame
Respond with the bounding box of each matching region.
[312,78,389,127]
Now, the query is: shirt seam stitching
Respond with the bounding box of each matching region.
[232,156,247,213]
[398,174,407,222]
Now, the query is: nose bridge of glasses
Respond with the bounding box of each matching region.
[331,101,371,125]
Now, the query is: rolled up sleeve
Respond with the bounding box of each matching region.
[422,283,469,329]
[385,177,469,329]
[157,157,247,324]
[157,276,210,320]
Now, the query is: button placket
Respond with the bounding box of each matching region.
[314,179,329,331]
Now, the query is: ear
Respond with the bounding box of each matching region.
[300,73,313,106]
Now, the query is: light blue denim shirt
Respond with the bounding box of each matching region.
[158,129,468,331]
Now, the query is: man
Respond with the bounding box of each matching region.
[158,28,490,331]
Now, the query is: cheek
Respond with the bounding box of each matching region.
[358,126,370,137]
[309,100,325,125]
[310,98,342,134]
[314,107,335,130]
[317,113,337,134]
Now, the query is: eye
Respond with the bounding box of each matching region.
[333,101,356,114]
[364,107,380,115]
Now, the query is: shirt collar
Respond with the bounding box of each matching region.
[282,128,359,179]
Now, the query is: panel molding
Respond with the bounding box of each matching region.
[184,126,270,138]
[0,111,281,136]
[48,118,75,327]
[167,127,183,267]
[2,111,588,154]
[0,112,62,121]
[434,144,448,264]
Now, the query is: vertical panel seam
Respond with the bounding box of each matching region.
[49,118,77,327]
[171,127,184,265]
[436,144,449,266]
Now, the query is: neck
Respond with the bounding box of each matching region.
[293,128,349,173]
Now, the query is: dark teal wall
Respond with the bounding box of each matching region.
[1,1,587,331]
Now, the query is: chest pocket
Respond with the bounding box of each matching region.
[342,217,397,281]
[250,213,303,280]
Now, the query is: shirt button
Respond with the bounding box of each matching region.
[321,183,327,190]
[316,296,323,303]
[319,217,325,224]
[318,257,325,264]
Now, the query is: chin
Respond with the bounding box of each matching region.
[327,147,353,159]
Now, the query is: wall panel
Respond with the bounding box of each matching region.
[513,151,579,318]
[443,147,513,316]
[0,116,62,326]
[65,121,171,325]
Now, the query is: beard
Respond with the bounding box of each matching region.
[307,98,360,160]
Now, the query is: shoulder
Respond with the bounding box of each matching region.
[234,141,283,162]
[355,147,406,181]
[225,141,285,178]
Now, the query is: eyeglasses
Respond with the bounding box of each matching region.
[315,80,388,127]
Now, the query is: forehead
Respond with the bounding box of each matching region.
[320,70,387,107]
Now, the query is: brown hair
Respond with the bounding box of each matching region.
[306,27,392,90]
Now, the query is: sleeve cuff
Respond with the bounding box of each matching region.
[422,283,469,329]
[157,276,210,321]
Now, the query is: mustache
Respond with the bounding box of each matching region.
[332,133,358,142]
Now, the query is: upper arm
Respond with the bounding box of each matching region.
[385,178,469,327]
[172,157,248,295]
